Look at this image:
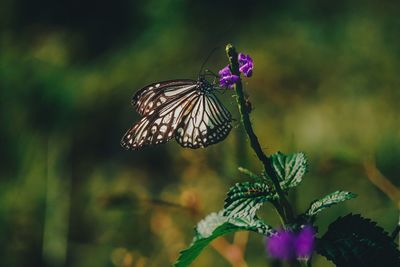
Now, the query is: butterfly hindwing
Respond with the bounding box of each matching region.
[175,92,232,148]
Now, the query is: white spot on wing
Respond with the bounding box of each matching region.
[163,113,172,123]
[164,85,194,96]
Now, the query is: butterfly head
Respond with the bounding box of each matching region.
[197,76,214,93]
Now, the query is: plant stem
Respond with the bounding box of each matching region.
[398,211,400,249]
[392,212,400,249]
[225,44,295,224]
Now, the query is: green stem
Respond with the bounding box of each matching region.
[391,224,400,240]
[392,211,400,249]
[225,44,295,224]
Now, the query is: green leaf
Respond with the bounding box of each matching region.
[316,214,400,266]
[265,152,308,190]
[174,211,272,267]
[238,166,262,181]
[223,182,275,219]
[305,191,356,218]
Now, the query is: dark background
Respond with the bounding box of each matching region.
[1,0,400,266]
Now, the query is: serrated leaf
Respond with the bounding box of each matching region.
[316,214,400,266]
[223,182,275,219]
[266,152,308,190]
[238,167,261,181]
[305,191,356,218]
[174,211,272,267]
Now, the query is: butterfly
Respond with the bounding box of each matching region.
[121,77,232,150]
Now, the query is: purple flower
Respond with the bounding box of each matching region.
[294,226,315,259]
[266,230,296,260]
[238,53,253,77]
[218,52,253,88]
[218,65,239,89]
[219,65,232,77]
[266,226,315,261]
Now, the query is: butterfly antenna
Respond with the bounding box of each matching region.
[198,46,220,78]
[204,69,219,78]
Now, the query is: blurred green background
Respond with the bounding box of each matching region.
[1,0,400,266]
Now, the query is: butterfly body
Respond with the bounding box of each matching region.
[121,77,232,150]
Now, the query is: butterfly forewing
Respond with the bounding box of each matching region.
[175,92,232,148]
[121,89,199,149]
[132,80,197,116]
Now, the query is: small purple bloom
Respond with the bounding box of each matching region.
[219,65,231,77]
[218,52,253,87]
[266,230,296,260]
[219,75,240,88]
[294,226,315,259]
[238,53,253,77]
[218,65,239,89]
[266,226,315,261]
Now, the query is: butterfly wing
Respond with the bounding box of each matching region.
[175,92,232,148]
[121,89,199,149]
[132,80,198,116]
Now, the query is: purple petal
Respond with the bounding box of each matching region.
[218,65,239,88]
[239,62,253,77]
[294,226,315,259]
[218,65,231,77]
[266,230,296,260]
[238,53,253,77]
[238,53,247,64]
[219,75,239,89]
